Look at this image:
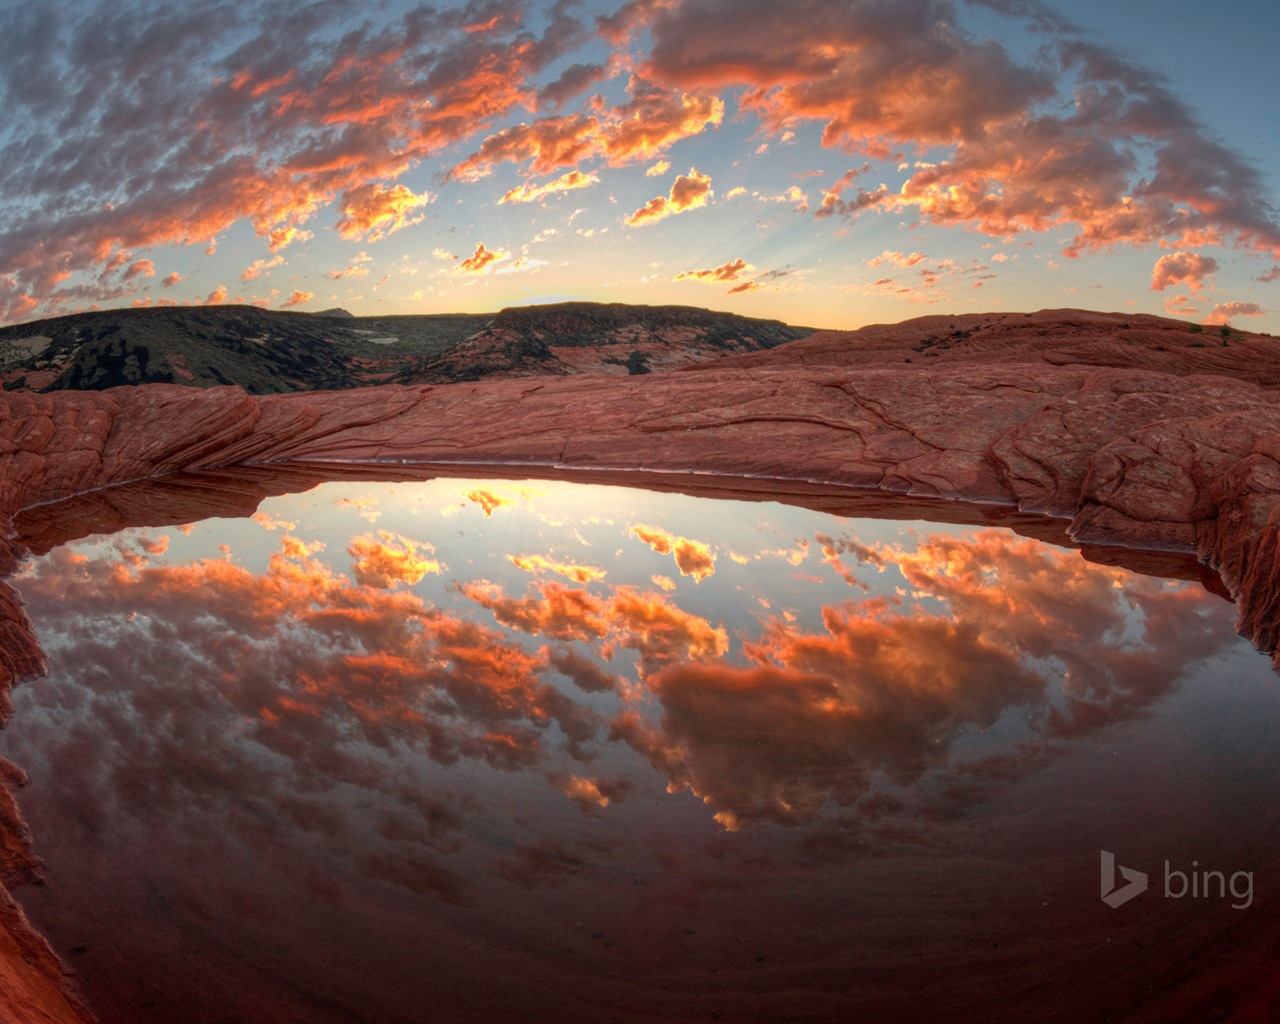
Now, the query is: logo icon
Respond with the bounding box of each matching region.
[1100,850,1149,908]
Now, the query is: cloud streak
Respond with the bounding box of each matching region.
[498,169,599,204]
[674,257,753,284]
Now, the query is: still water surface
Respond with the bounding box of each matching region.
[2,478,1278,1022]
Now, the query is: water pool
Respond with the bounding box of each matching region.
[2,476,1276,1022]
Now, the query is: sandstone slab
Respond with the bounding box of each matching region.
[0,308,1278,1020]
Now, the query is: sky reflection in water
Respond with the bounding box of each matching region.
[3,478,1278,1023]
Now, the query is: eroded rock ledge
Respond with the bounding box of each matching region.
[0,308,1278,1019]
[2,355,1279,665]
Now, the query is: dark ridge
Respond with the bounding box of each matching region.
[489,301,811,348]
[390,302,815,385]
[0,302,815,393]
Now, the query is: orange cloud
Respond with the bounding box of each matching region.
[123,258,156,282]
[5,0,1278,325]
[465,489,516,516]
[551,774,612,810]
[1205,302,1266,325]
[335,183,431,242]
[602,91,724,165]
[1163,294,1200,317]
[498,169,599,204]
[337,496,381,522]
[674,257,753,284]
[870,251,928,268]
[450,114,603,181]
[349,531,442,589]
[455,243,510,276]
[325,252,372,279]
[102,249,132,276]
[241,256,284,282]
[629,524,715,581]
[138,534,170,556]
[461,580,611,642]
[626,168,712,227]
[17,493,1243,853]
[1150,252,1218,291]
[252,511,298,532]
[12,536,625,870]
[495,255,547,275]
[462,578,726,678]
[161,272,182,288]
[267,227,313,253]
[757,185,808,211]
[281,289,313,308]
[279,535,325,560]
[449,91,721,182]
[509,554,606,585]
[607,587,728,672]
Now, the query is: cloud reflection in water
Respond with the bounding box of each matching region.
[0,478,1268,1023]
[8,485,1240,845]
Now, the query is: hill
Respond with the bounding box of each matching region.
[0,303,813,394]
[697,308,1280,387]
[390,301,809,383]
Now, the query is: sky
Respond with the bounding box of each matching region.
[1,0,1278,332]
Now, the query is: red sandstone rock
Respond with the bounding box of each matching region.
[0,309,1276,665]
[706,308,1280,386]
[0,307,1278,1022]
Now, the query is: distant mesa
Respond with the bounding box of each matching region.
[313,307,355,318]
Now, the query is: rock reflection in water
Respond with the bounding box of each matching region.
[2,478,1277,1023]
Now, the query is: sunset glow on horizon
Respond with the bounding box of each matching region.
[1,0,1278,332]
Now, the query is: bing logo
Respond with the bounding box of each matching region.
[1100,851,1253,910]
